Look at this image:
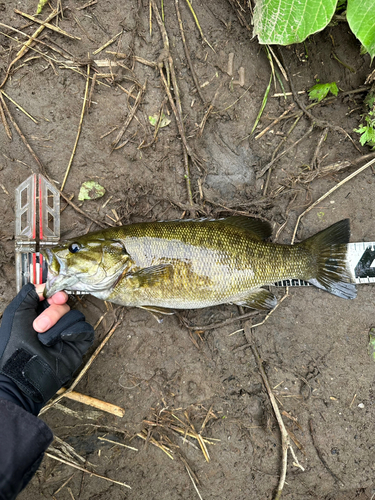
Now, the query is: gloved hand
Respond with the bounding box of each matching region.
[0,283,94,414]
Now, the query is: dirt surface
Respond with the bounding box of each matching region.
[1,1,375,499]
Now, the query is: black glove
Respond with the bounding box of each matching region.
[0,284,94,414]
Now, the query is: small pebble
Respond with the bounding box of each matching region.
[358,403,365,409]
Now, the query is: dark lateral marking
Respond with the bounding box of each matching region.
[354,246,375,278]
[274,279,311,287]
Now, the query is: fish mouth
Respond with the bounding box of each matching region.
[41,247,124,298]
[41,248,80,297]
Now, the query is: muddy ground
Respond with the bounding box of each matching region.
[1,1,375,499]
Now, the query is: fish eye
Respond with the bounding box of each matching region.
[68,242,81,254]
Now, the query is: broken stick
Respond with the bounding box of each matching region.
[56,388,125,418]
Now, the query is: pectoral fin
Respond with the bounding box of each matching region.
[127,264,173,288]
[234,289,277,310]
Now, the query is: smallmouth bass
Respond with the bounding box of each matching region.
[43,217,356,311]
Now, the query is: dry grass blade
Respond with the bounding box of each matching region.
[98,436,138,451]
[0,10,58,88]
[250,72,272,135]
[93,31,122,55]
[0,90,38,124]
[45,453,131,488]
[185,465,204,500]
[61,62,91,191]
[15,9,81,40]
[77,0,97,10]
[53,474,74,496]
[136,430,174,460]
[184,0,214,51]
[143,406,218,465]
[267,45,288,81]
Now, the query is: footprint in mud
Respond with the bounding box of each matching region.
[202,124,258,202]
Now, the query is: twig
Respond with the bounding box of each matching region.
[180,310,258,331]
[198,84,222,137]
[158,69,195,210]
[40,312,124,414]
[61,62,91,190]
[309,419,344,486]
[87,72,97,109]
[77,0,97,10]
[0,94,47,176]
[71,12,95,42]
[251,291,289,329]
[151,0,196,211]
[45,453,131,488]
[291,157,375,243]
[56,388,125,417]
[257,124,314,179]
[255,104,295,140]
[244,322,303,500]
[111,83,146,150]
[175,0,205,104]
[262,115,302,196]
[311,127,328,169]
[15,9,81,40]
[53,474,75,496]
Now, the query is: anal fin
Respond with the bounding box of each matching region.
[234,289,277,310]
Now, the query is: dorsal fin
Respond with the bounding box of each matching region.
[219,216,272,240]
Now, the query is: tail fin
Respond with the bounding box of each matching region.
[299,219,357,300]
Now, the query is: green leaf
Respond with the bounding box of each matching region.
[347,0,375,60]
[36,0,49,14]
[253,0,337,45]
[354,123,375,147]
[148,113,171,128]
[308,82,338,102]
[78,181,106,201]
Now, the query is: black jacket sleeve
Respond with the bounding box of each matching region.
[0,397,53,500]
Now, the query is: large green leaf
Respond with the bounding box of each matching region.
[347,0,375,60]
[253,0,338,45]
